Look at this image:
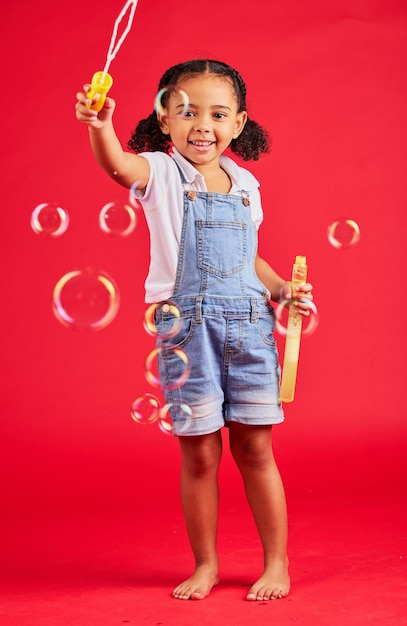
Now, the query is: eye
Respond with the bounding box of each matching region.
[180,109,195,118]
[213,112,227,120]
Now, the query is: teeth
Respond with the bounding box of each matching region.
[192,141,213,146]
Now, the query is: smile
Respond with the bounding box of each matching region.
[189,140,215,146]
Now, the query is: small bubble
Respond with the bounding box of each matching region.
[172,403,194,435]
[99,201,137,236]
[31,202,69,237]
[144,346,191,391]
[130,394,161,425]
[143,301,182,339]
[130,178,165,211]
[154,85,190,120]
[128,181,144,210]
[158,404,173,436]
[327,218,360,249]
[157,402,193,436]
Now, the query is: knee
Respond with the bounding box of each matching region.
[181,439,222,477]
[230,437,273,472]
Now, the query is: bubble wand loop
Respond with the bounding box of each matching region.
[279,256,308,403]
[102,0,138,78]
[86,0,139,112]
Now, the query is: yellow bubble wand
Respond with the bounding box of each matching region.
[279,255,308,403]
[86,0,139,112]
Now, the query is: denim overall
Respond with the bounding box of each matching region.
[156,166,283,435]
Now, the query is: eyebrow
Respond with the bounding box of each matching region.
[175,103,232,111]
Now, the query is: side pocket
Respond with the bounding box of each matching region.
[255,314,277,347]
[157,316,196,350]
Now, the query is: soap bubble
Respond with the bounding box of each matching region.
[275,298,319,337]
[144,346,191,391]
[154,85,190,120]
[158,403,174,435]
[130,393,161,425]
[143,301,182,339]
[130,177,165,211]
[31,202,69,237]
[158,402,194,436]
[99,201,137,236]
[52,267,120,331]
[327,218,360,249]
[128,181,144,210]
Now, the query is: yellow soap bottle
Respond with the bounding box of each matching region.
[279,255,307,403]
[86,71,113,112]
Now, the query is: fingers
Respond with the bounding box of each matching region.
[280,281,313,300]
[294,282,313,300]
[293,300,312,316]
[292,283,314,316]
[280,280,293,300]
[279,282,314,317]
[75,87,98,123]
[76,84,94,108]
[75,84,114,129]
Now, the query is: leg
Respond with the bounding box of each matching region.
[228,423,290,601]
[173,430,222,600]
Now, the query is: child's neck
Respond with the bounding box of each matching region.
[194,162,231,194]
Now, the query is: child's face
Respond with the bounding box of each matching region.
[159,73,247,170]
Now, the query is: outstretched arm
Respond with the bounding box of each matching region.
[75,84,149,190]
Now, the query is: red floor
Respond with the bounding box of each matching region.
[1,489,406,626]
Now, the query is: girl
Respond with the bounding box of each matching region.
[75,59,313,602]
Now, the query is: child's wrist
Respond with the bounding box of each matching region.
[277,281,291,301]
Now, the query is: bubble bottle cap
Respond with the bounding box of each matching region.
[295,255,307,266]
[86,71,113,112]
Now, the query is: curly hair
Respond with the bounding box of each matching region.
[128,59,271,161]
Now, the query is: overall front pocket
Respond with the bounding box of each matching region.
[196,220,247,278]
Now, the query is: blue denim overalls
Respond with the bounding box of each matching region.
[156,165,283,435]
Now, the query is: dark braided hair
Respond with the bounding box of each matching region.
[128,59,271,161]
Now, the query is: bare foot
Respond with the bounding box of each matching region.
[173,564,219,600]
[246,559,290,601]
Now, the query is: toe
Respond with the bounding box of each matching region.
[247,587,265,602]
[191,590,205,600]
[173,586,190,600]
[262,587,274,601]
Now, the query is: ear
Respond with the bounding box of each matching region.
[232,111,248,139]
[157,114,170,135]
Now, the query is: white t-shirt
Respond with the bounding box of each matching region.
[134,147,264,303]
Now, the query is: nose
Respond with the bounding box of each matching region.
[193,115,210,133]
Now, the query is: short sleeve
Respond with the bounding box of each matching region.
[249,186,263,230]
[132,152,177,210]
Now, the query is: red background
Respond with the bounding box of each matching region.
[1,1,406,621]
[2,0,406,511]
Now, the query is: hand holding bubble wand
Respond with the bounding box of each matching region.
[86,0,139,112]
[279,255,317,403]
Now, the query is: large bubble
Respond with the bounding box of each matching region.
[52,267,120,331]
[275,298,319,337]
